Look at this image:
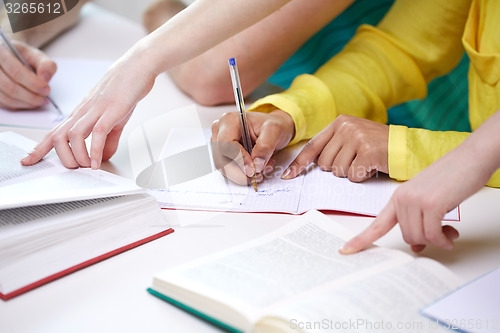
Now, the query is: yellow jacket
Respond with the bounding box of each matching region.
[249,0,500,186]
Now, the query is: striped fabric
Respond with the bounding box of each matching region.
[268,0,470,132]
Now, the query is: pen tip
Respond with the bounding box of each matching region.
[253,180,258,192]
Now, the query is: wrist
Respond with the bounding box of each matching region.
[270,109,295,142]
[125,38,165,78]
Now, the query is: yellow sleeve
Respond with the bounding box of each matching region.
[249,0,471,145]
[389,125,500,187]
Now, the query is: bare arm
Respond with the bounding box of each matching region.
[21,0,290,169]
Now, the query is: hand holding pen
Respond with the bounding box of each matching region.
[0,28,59,114]
[228,57,258,191]
[210,57,295,189]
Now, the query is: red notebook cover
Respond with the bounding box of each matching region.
[0,228,174,301]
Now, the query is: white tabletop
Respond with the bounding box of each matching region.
[1,4,500,333]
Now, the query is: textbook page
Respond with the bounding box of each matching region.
[256,258,462,333]
[0,132,144,209]
[151,210,416,332]
[0,58,111,129]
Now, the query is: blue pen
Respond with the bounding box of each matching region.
[0,27,63,120]
[228,57,258,191]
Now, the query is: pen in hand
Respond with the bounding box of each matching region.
[0,27,63,120]
[228,57,258,192]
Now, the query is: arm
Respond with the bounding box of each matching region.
[340,109,500,254]
[238,0,471,181]
[250,0,471,144]
[21,0,290,169]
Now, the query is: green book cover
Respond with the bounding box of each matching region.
[147,288,243,333]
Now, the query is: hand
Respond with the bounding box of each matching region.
[0,41,57,110]
[211,109,295,185]
[21,53,157,169]
[282,114,389,182]
[339,143,488,254]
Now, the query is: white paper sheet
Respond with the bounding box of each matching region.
[0,58,111,129]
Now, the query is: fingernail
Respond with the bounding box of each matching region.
[263,165,274,175]
[253,158,265,173]
[281,168,291,180]
[339,244,355,255]
[244,164,254,177]
[91,159,99,170]
[41,86,50,95]
[43,98,50,105]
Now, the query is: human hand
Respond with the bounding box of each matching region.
[282,114,389,182]
[211,109,295,185]
[338,143,489,254]
[21,53,157,169]
[0,41,57,110]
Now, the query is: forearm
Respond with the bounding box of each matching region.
[249,0,470,145]
[459,110,500,186]
[389,110,500,187]
[132,0,290,76]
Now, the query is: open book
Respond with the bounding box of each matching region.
[0,132,173,300]
[148,210,463,333]
[0,131,144,209]
[128,105,460,220]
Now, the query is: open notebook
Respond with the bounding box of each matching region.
[128,105,460,220]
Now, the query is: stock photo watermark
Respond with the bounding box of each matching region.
[1,0,80,33]
[289,318,499,332]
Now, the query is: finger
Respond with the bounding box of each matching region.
[52,132,81,169]
[0,70,47,109]
[348,154,378,183]
[89,109,123,169]
[31,53,57,83]
[442,225,460,241]
[399,200,425,247]
[422,209,454,250]
[316,137,341,172]
[282,126,335,180]
[102,123,127,162]
[218,158,264,186]
[263,157,276,177]
[17,42,58,82]
[251,125,283,173]
[216,113,254,176]
[411,244,426,253]
[211,119,220,141]
[67,118,92,168]
[0,45,49,96]
[330,146,355,178]
[340,199,398,254]
[20,132,56,165]
[0,88,46,110]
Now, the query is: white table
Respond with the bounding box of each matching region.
[1,4,500,332]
